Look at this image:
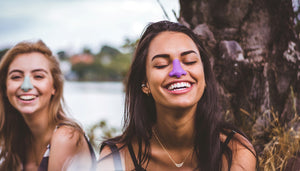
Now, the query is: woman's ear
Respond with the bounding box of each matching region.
[51,88,56,95]
[141,82,151,96]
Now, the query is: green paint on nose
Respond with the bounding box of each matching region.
[21,76,33,92]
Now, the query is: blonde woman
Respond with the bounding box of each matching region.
[0,40,95,170]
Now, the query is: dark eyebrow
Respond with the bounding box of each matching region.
[151,50,198,61]
[8,69,49,75]
[151,54,170,61]
[32,69,49,74]
[181,50,197,56]
[8,69,23,75]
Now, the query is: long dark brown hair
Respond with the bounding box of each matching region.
[101,21,256,170]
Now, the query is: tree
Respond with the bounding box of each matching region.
[82,47,93,55]
[96,45,121,59]
[178,0,299,169]
[57,50,69,61]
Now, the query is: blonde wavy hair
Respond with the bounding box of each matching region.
[0,40,82,170]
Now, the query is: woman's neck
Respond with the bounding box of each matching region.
[154,105,196,149]
[23,109,54,140]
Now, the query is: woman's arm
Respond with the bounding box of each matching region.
[221,132,257,171]
[48,126,93,171]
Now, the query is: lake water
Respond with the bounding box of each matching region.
[63,81,125,131]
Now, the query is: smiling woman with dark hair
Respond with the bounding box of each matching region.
[98,21,257,170]
[0,40,96,170]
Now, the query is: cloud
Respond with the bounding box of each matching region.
[0,0,179,53]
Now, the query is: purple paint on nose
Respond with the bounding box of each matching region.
[169,59,187,78]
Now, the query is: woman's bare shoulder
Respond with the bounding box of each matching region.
[97,143,126,171]
[220,131,257,171]
[99,142,125,158]
[99,145,112,158]
[49,125,91,170]
[51,125,83,145]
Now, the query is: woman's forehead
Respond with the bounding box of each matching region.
[147,32,199,59]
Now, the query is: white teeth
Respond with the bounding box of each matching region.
[19,95,36,101]
[168,82,191,90]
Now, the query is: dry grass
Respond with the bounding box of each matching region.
[248,87,300,170]
[252,111,300,170]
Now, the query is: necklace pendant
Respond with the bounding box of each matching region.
[175,162,184,168]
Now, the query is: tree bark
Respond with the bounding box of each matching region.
[179,0,299,125]
[179,0,300,166]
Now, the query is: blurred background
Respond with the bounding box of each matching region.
[1,0,300,169]
[0,0,179,132]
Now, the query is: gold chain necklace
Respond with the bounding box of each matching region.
[152,128,193,168]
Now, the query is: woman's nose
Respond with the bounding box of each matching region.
[169,59,187,78]
[21,76,34,92]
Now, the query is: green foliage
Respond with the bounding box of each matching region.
[71,39,136,81]
[97,45,121,57]
[71,62,104,81]
[82,47,93,54]
[57,50,69,61]
[121,38,139,53]
[71,52,131,81]
[107,53,132,78]
[86,120,119,152]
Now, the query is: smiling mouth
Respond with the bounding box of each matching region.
[19,95,37,101]
[167,82,192,91]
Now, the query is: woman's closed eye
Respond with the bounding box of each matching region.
[153,59,169,69]
[154,64,168,69]
[32,70,47,79]
[182,55,200,65]
[34,74,45,79]
[184,61,197,65]
[10,75,22,80]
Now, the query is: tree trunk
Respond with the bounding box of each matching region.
[179,0,299,168]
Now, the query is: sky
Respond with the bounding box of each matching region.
[0,0,179,54]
